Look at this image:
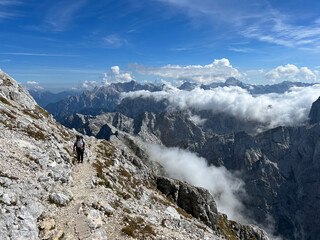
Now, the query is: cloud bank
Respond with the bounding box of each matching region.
[130,59,319,84]
[131,58,242,84]
[146,144,246,222]
[265,64,318,82]
[122,84,320,129]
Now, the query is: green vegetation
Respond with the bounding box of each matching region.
[0,96,12,106]
[217,214,259,240]
[0,170,18,180]
[97,141,115,159]
[122,215,156,238]
[1,109,16,120]
[195,223,207,231]
[123,208,131,214]
[25,127,46,141]
[175,207,192,219]
[25,153,40,165]
[23,109,41,120]
[35,105,51,119]
[121,226,135,238]
[140,225,156,236]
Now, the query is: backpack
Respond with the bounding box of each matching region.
[76,137,85,149]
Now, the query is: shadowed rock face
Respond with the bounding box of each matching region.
[309,97,320,124]
[156,176,270,240]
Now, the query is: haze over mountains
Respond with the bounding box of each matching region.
[31,76,320,240]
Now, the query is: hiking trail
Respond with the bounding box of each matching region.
[53,138,101,239]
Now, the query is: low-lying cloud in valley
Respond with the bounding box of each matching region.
[122,84,320,129]
[146,144,246,222]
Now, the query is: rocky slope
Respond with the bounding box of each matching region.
[64,95,320,240]
[0,70,270,239]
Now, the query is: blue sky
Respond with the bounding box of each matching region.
[0,0,320,91]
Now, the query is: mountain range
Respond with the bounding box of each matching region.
[40,77,320,240]
[39,78,316,123]
[0,72,273,239]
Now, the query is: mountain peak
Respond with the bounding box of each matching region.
[0,70,37,111]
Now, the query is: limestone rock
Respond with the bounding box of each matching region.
[157,176,218,229]
[165,206,181,219]
[49,193,70,206]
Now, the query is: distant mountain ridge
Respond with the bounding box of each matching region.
[44,78,316,123]
[45,80,162,121]
[28,89,82,107]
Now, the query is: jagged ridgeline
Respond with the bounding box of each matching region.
[46,72,320,239]
[0,71,271,239]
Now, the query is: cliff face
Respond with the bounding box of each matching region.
[0,70,269,239]
[309,97,320,124]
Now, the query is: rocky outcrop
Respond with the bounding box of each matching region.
[309,96,320,124]
[157,176,218,229]
[157,176,270,240]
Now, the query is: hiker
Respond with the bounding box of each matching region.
[73,135,85,163]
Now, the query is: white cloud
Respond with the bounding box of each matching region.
[265,64,318,82]
[25,81,44,90]
[122,84,320,130]
[111,66,120,75]
[82,80,97,89]
[190,114,207,126]
[102,66,133,85]
[26,81,39,85]
[133,58,242,84]
[146,144,246,222]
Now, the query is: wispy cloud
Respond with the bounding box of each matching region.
[0,52,78,57]
[156,0,320,50]
[103,34,128,48]
[228,47,254,53]
[39,0,87,32]
[0,0,22,5]
[0,0,22,20]
[0,59,11,62]
[0,11,19,19]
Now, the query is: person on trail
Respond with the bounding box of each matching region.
[73,135,85,163]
